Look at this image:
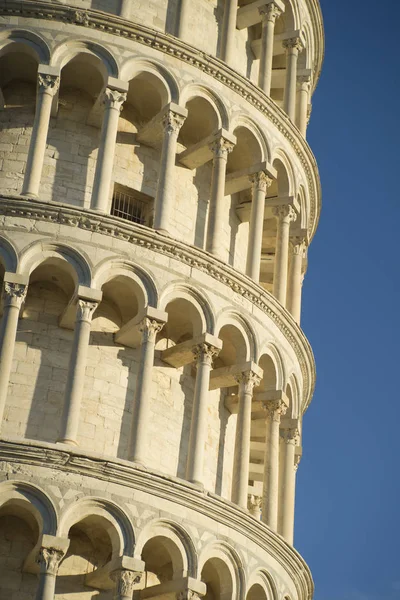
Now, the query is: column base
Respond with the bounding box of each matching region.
[56,438,79,447]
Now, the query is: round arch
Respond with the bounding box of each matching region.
[18,241,92,288]
[271,151,295,197]
[286,373,300,419]
[246,569,278,600]
[180,83,229,130]
[198,541,244,600]
[51,39,119,79]
[0,481,58,536]
[135,519,197,579]
[0,235,18,273]
[258,343,285,391]
[0,29,50,63]
[215,311,256,363]
[93,258,158,310]
[160,283,214,337]
[229,114,270,164]
[120,57,179,105]
[58,497,135,558]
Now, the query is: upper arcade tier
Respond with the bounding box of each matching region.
[0,12,322,318]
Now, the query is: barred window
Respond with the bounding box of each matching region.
[111,185,153,226]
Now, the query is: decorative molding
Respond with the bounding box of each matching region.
[0,438,314,600]
[0,195,316,411]
[0,3,321,239]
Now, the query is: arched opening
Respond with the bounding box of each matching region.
[112,70,171,226]
[247,583,268,600]
[3,257,76,444]
[141,535,185,587]
[0,492,47,599]
[0,41,39,195]
[201,556,234,600]
[227,125,265,269]
[56,514,114,596]
[46,51,108,207]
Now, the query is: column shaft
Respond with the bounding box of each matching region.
[154,110,185,233]
[221,0,238,64]
[91,88,127,213]
[246,172,272,281]
[283,38,302,120]
[287,238,305,323]
[280,428,298,544]
[206,137,234,258]
[186,343,219,485]
[119,0,130,18]
[258,4,282,95]
[58,300,98,445]
[262,399,287,529]
[129,319,164,464]
[232,371,260,508]
[177,0,190,39]
[36,547,66,600]
[22,74,59,197]
[0,282,27,429]
[297,77,311,136]
[272,205,296,305]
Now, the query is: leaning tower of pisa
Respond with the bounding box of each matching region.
[0,0,324,598]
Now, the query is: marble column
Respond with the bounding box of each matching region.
[58,299,99,445]
[287,236,306,323]
[258,2,283,95]
[186,343,220,486]
[154,108,186,234]
[248,494,262,520]
[280,426,299,544]
[111,569,142,600]
[177,0,190,39]
[206,136,235,258]
[262,398,287,530]
[129,318,165,464]
[283,37,303,121]
[35,545,67,600]
[272,205,297,305]
[221,0,238,64]
[246,171,273,282]
[297,74,311,136]
[119,0,130,18]
[22,73,59,197]
[91,87,127,213]
[232,370,261,508]
[0,278,28,430]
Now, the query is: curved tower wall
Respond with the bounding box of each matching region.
[0,1,323,599]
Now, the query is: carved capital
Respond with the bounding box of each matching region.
[298,74,311,91]
[163,110,186,135]
[192,342,220,367]
[282,37,303,53]
[102,88,127,111]
[76,299,98,323]
[139,318,165,343]
[259,2,282,23]
[248,493,262,512]
[235,370,261,394]
[177,591,202,600]
[210,137,235,160]
[2,282,28,309]
[290,237,307,256]
[307,103,312,124]
[111,569,142,595]
[272,204,297,223]
[262,398,287,422]
[38,74,60,96]
[280,427,299,445]
[38,547,65,575]
[250,171,273,193]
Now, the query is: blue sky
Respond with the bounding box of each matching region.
[295,1,400,599]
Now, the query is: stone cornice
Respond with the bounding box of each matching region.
[305,0,325,90]
[0,438,315,600]
[0,195,316,412]
[0,1,322,240]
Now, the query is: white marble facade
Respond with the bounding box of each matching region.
[0,0,324,598]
